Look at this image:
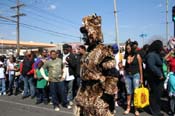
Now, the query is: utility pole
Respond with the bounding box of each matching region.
[166,0,169,42]
[113,0,120,50]
[11,0,25,57]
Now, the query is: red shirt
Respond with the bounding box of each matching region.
[168,57,175,72]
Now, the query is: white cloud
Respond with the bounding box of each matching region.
[11,31,16,35]
[0,10,3,14]
[120,24,135,29]
[142,24,154,30]
[48,4,57,10]
[0,33,4,38]
[120,25,130,29]
[156,3,163,8]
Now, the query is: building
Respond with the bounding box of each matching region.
[0,39,56,56]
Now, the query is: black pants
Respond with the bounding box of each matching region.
[49,82,68,107]
[36,88,48,102]
[148,79,163,115]
[170,96,175,113]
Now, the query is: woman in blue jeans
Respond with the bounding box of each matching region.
[123,42,143,116]
[7,56,16,96]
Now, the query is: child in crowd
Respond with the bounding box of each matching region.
[14,60,22,95]
[116,62,126,106]
[35,61,48,104]
[0,61,6,95]
[164,48,175,115]
[164,72,175,115]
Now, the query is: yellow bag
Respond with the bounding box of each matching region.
[134,84,149,108]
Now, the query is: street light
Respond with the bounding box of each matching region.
[139,33,147,47]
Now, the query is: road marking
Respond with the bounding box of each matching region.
[0,99,73,115]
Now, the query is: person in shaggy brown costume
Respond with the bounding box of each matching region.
[74,14,119,116]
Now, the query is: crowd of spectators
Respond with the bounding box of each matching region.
[0,44,86,112]
[0,39,175,116]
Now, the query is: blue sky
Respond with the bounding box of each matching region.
[0,0,174,47]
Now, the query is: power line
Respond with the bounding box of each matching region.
[21,23,79,38]
[0,19,75,39]
[23,6,79,30]
[5,0,80,38]
[21,24,65,38]
[0,22,15,26]
[0,9,79,39]
[0,2,15,16]
[0,14,111,42]
[6,1,79,37]
[0,20,63,38]
[0,1,11,8]
[2,0,81,42]
[26,4,79,26]
[0,15,80,39]
[0,15,16,23]
[0,20,75,41]
[7,0,79,27]
[22,8,78,31]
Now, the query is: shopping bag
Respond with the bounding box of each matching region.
[134,84,149,108]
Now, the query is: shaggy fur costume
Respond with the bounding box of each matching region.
[74,14,118,116]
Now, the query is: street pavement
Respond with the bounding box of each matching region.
[0,94,169,116]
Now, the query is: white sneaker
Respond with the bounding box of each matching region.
[3,92,6,95]
[0,93,2,96]
[54,107,60,111]
[67,105,72,109]
[115,102,119,107]
[69,101,73,105]
[21,91,24,95]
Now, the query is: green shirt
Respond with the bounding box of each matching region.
[43,58,63,82]
[36,69,47,88]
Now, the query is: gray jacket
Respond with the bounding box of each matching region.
[145,51,163,79]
